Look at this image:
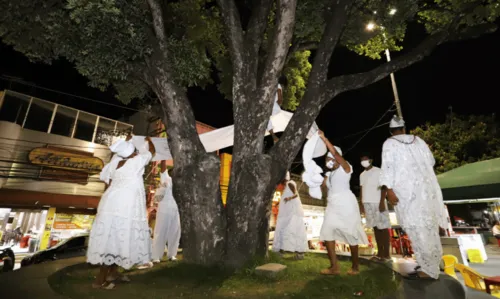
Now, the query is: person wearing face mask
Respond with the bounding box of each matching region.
[318,131,368,276]
[359,154,391,262]
[379,115,447,280]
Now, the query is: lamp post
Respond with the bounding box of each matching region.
[366,8,403,118]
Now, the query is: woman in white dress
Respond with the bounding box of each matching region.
[318,131,368,276]
[272,171,308,259]
[151,160,181,263]
[87,136,155,289]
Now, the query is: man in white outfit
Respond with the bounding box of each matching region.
[151,160,181,263]
[360,153,391,261]
[379,116,447,280]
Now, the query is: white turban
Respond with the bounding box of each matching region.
[327,146,342,158]
[109,140,135,158]
[389,115,405,128]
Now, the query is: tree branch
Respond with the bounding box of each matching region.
[246,0,273,58]
[258,0,297,103]
[307,0,354,87]
[146,0,167,42]
[216,0,245,78]
[285,41,318,64]
[324,22,497,102]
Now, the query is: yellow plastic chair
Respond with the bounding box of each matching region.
[442,255,458,279]
[455,263,500,297]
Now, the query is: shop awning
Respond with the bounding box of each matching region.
[438,158,500,201]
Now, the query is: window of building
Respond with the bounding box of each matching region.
[23,98,55,132]
[73,112,97,142]
[50,106,78,137]
[0,91,31,125]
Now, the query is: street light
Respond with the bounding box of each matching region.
[366,12,403,118]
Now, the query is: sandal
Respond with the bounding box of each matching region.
[107,274,131,283]
[92,281,116,290]
[320,268,341,275]
[347,269,360,276]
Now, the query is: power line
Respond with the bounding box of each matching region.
[0,75,149,114]
[345,104,395,154]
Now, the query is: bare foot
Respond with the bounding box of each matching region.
[347,268,360,276]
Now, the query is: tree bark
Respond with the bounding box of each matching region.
[152,74,226,266]
[146,0,226,266]
[224,154,285,269]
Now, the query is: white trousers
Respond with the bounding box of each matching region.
[152,209,181,260]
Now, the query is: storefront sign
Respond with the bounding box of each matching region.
[52,213,95,230]
[39,207,56,250]
[29,147,104,174]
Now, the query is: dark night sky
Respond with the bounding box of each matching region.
[1,22,499,189]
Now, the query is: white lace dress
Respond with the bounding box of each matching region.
[380,134,447,279]
[87,152,152,269]
[272,180,308,253]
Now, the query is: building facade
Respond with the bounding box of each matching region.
[0,89,133,250]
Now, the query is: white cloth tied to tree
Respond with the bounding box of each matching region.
[301,132,326,199]
[200,110,319,152]
[301,134,343,200]
[126,110,318,160]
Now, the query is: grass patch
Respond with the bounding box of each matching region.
[49,253,398,299]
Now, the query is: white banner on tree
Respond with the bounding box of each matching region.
[126,110,318,161]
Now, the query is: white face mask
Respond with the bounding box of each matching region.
[361,160,371,168]
[326,161,335,169]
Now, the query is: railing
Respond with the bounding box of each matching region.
[0,90,133,146]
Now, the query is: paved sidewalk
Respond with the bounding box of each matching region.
[0,257,84,299]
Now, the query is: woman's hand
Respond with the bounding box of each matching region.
[387,189,399,206]
[318,130,325,140]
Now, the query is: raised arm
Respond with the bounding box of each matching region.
[145,136,156,156]
[284,182,298,202]
[160,160,167,173]
[318,130,351,173]
[277,86,283,106]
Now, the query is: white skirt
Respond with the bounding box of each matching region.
[272,214,308,253]
[87,178,151,269]
[320,190,368,245]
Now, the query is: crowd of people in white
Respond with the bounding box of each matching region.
[86,81,446,289]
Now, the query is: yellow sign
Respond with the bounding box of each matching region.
[29,148,104,174]
[219,153,232,205]
[467,249,484,264]
[39,208,56,250]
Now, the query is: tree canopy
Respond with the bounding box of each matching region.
[412,113,500,174]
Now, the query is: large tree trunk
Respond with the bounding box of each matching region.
[148,66,226,266]
[224,154,285,269]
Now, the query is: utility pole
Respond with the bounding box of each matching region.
[384,48,403,118]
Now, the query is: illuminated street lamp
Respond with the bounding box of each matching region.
[366,10,403,118]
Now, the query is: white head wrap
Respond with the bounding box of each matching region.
[327,146,342,158]
[389,115,405,128]
[109,140,135,158]
[285,171,290,181]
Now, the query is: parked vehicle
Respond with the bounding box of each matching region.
[0,246,15,272]
[21,234,88,268]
